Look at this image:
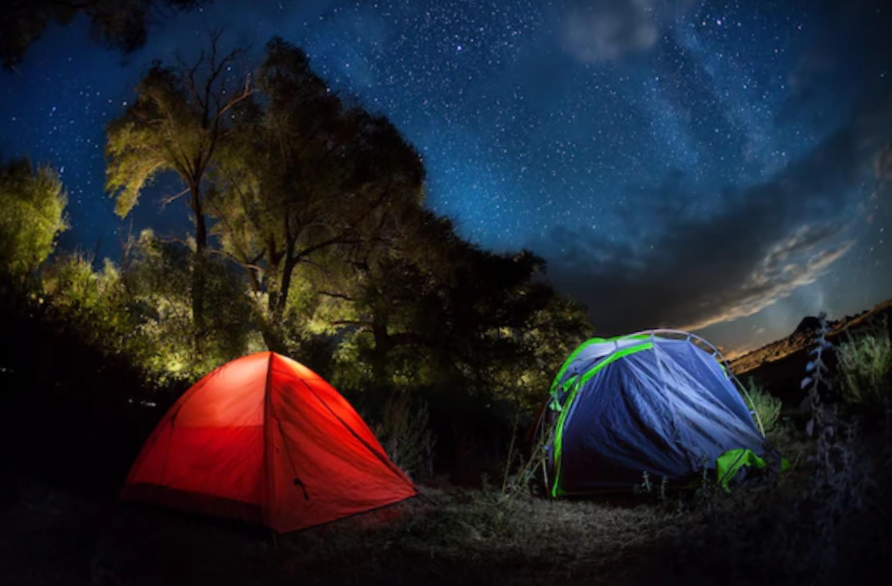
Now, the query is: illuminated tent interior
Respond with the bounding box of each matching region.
[121,352,418,533]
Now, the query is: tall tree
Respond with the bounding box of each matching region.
[212,37,425,351]
[106,31,253,349]
[0,157,67,278]
[1,0,208,70]
[321,206,593,409]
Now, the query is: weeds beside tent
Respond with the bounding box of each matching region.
[121,352,418,533]
[533,331,768,496]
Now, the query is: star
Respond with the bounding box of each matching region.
[0,0,889,354]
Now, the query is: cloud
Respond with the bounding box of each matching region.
[536,120,874,335]
[559,0,700,64]
[680,231,855,331]
[541,0,892,337]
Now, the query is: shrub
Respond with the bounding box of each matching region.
[369,391,436,482]
[0,158,67,277]
[742,377,782,435]
[836,318,892,414]
[498,410,549,499]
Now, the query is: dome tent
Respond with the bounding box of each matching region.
[532,331,769,497]
[121,352,417,533]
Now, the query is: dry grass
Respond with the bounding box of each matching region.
[2,448,890,586]
[0,482,713,586]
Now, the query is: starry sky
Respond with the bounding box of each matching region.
[1,0,891,356]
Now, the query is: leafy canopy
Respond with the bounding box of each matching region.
[212,37,425,347]
[0,157,68,276]
[1,0,208,70]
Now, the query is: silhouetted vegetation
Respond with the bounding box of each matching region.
[0,0,209,69]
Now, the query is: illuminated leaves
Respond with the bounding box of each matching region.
[0,157,67,276]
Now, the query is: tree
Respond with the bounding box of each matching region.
[212,37,425,352]
[0,0,208,70]
[0,156,68,278]
[118,229,258,378]
[106,31,253,351]
[40,230,258,383]
[323,206,593,411]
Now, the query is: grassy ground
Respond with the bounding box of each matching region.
[3,455,888,586]
[0,482,700,586]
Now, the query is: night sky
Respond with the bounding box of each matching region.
[1,0,891,356]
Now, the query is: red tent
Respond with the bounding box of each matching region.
[121,352,418,533]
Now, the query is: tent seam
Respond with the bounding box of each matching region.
[294,376,417,490]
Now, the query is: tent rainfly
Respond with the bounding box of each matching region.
[121,352,417,533]
[532,331,770,497]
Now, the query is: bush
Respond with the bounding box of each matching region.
[742,377,782,435]
[836,318,892,414]
[368,390,436,482]
[0,157,67,277]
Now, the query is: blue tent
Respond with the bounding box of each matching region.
[534,331,768,496]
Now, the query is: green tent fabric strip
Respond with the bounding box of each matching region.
[716,448,792,492]
[550,340,655,497]
[716,448,767,492]
[548,334,653,398]
[547,338,604,397]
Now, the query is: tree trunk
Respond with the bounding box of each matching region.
[260,324,288,355]
[190,182,207,358]
[275,254,297,319]
[259,248,289,355]
[371,319,391,385]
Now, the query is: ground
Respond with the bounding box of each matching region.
[2,462,888,586]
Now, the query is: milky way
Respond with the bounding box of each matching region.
[1,0,890,353]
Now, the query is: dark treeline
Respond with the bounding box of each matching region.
[0,0,209,70]
[0,33,593,488]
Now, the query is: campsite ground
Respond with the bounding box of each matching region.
[2,455,889,586]
[0,480,760,586]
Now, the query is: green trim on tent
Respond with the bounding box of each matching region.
[548,339,604,396]
[548,335,655,398]
[716,448,766,492]
[551,341,654,497]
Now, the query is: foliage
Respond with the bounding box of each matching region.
[325,208,592,412]
[0,0,208,69]
[767,312,877,578]
[212,37,425,351]
[119,230,260,380]
[742,377,782,435]
[498,411,551,499]
[364,390,436,482]
[835,317,892,414]
[803,312,834,443]
[40,252,154,366]
[106,31,254,349]
[0,269,177,495]
[105,33,251,227]
[38,231,260,384]
[0,157,67,277]
[765,417,812,469]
